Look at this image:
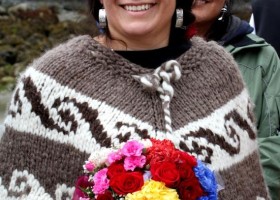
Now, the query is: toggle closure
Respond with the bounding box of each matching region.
[132,60,182,134]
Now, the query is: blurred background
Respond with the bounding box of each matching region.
[0,0,252,125]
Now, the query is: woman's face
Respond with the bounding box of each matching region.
[192,0,226,25]
[100,0,176,49]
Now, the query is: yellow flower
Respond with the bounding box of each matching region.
[125,180,179,200]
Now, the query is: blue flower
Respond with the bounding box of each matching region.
[194,160,218,200]
[198,197,209,200]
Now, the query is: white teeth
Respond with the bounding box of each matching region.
[124,4,152,12]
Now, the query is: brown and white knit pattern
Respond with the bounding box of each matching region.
[0,35,270,199]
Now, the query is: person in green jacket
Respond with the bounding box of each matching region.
[192,0,280,199]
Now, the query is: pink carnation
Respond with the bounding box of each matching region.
[107,150,123,164]
[83,161,95,172]
[124,155,146,171]
[93,168,109,195]
[121,140,144,157]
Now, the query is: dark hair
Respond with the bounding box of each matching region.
[87,0,195,45]
[205,0,233,42]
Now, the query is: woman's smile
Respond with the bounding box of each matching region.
[122,4,156,12]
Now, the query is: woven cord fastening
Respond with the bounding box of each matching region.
[132,60,182,134]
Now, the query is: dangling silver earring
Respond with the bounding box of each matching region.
[175,8,184,28]
[98,8,107,28]
[218,5,228,21]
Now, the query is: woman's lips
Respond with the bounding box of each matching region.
[122,4,156,12]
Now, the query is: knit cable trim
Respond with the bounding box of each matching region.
[132,60,182,134]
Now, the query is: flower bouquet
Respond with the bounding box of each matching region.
[73,139,218,200]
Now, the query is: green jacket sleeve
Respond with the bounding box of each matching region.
[228,38,280,199]
[259,136,280,200]
[257,47,280,200]
[257,46,280,137]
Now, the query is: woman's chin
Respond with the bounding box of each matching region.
[121,25,153,37]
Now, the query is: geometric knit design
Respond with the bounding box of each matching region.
[0,35,270,199]
[0,170,74,199]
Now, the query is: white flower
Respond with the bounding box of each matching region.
[140,139,153,148]
[88,148,113,168]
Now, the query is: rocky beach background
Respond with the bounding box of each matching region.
[0,0,252,134]
[0,0,98,92]
[0,0,99,126]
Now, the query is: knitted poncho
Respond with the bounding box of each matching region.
[0,35,269,199]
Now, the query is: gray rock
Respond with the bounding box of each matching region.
[0,6,6,14]
[8,2,29,14]
[0,92,11,124]
[0,5,8,20]
[58,9,86,22]
[0,124,4,140]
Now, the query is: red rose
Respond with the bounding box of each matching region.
[109,172,144,195]
[177,163,196,180]
[178,178,204,200]
[72,176,93,200]
[178,151,197,167]
[96,190,114,200]
[151,162,180,188]
[107,162,126,178]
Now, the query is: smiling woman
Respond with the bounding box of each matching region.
[90,0,194,50]
[0,0,270,199]
[99,0,175,50]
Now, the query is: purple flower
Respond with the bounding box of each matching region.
[121,140,144,157]
[72,176,93,200]
[143,170,152,181]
